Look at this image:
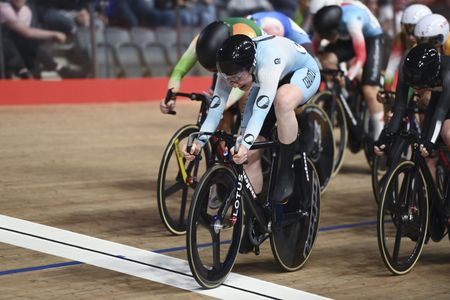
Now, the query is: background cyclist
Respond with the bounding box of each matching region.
[312,4,385,141]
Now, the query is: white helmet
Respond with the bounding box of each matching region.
[401,4,432,25]
[414,14,449,46]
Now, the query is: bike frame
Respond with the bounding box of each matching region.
[323,69,365,140]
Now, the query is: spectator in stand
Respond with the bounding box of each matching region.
[226,0,273,17]
[0,35,31,78]
[268,0,297,19]
[0,0,85,78]
[31,0,92,37]
[183,0,216,27]
[107,0,176,28]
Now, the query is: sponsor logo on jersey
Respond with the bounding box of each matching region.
[244,134,255,145]
[210,96,221,108]
[256,95,270,109]
[302,69,316,89]
[274,58,281,64]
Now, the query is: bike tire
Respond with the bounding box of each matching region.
[310,91,347,177]
[157,124,211,235]
[299,104,335,193]
[377,160,429,275]
[270,154,321,271]
[186,164,243,289]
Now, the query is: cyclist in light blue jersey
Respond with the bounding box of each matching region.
[183,34,321,205]
[313,4,385,140]
[248,11,313,54]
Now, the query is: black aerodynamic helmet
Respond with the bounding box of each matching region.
[216,34,256,76]
[403,43,441,88]
[313,5,342,37]
[196,21,231,72]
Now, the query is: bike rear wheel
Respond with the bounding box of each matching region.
[270,154,321,271]
[377,160,428,275]
[310,91,347,177]
[299,104,335,193]
[186,164,243,289]
[157,124,211,235]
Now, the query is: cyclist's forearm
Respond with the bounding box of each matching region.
[197,75,232,146]
[168,36,199,90]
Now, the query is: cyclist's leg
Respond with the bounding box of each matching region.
[273,64,321,203]
[362,35,385,140]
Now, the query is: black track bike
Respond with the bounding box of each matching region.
[311,69,374,175]
[377,130,450,275]
[157,90,218,235]
[186,131,320,288]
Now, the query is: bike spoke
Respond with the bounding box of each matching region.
[178,186,189,225]
[165,181,185,197]
[211,232,221,269]
[393,220,404,262]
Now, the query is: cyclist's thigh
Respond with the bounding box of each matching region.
[289,63,321,105]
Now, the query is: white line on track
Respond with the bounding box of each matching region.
[0,214,331,300]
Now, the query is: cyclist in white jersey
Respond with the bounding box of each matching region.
[183,34,321,204]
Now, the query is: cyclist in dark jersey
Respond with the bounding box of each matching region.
[375,43,450,223]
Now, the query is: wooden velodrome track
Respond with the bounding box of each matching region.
[1,100,449,299]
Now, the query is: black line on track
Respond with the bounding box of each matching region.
[0,226,281,299]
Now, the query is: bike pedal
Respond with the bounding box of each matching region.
[254,246,260,256]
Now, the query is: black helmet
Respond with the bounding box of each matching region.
[216,34,256,76]
[403,43,441,88]
[313,5,342,38]
[196,21,231,72]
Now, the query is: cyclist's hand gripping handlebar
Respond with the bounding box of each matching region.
[164,89,176,115]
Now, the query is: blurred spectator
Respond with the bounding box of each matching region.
[0,0,85,78]
[294,0,310,28]
[108,0,176,28]
[31,0,92,37]
[268,0,297,19]
[0,36,31,78]
[181,0,216,27]
[379,0,410,37]
[226,0,273,17]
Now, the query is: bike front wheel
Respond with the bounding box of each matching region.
[377,160,429,275]
[157,124,211,235]
[186,164,243,289]
[270,154,321,271]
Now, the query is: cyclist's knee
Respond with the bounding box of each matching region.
[274,85,303,114]
[441,120,450,148]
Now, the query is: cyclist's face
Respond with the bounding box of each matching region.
[416,36,441,50]
[402,23,417,43]
[225,70,253,90]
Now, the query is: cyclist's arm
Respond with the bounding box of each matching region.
[240,61,282,150]
[197,74,232,146]
[385,56,409,135]
[425,61,450,144]
[347,24,366,80]
[168,35,200,92]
